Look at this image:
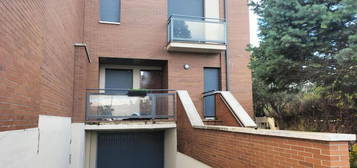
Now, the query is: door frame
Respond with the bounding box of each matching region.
[96,131,164,168]
[203,67,221,118]
[99,64,162,89]
[85,129,178,168]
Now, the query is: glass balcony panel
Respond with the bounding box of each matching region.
[86,89,176,121]
[168,15,226,44]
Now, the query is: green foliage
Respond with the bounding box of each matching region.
[248,2,357,165]
[249,0,357,91]
[249,0,357,133]
[351,144,357,168]
[98,105,114,116]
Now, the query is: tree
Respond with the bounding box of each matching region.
[173,21,192,39]
[249,0,357,133]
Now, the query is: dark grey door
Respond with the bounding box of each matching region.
[204,68,220,117]
[105,69,133,93]
[97,132,164,168]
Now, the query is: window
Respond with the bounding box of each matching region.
[168,0,203,17]
[100,0,120,23]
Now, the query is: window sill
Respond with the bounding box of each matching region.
[99,21,120,25]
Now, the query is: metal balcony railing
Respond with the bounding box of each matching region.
[203,90,219,118]
[86,89,176,121]
[168,15,227,44]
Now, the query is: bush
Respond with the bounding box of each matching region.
[351,144,357,168]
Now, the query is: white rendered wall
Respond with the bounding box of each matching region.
[176,152,212,168]
[38,115,72,168]
[164,128,177,168]
[0,115,73,168]
[70,123,86,168]
[0,128,39,168]
[204,0,222,42]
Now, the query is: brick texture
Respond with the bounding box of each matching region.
[215,94,241,126]
[177,98,351,168]
[1,0,254,127]
[72,47,89,122]
[0,0,85,131]
[83,0,253,119]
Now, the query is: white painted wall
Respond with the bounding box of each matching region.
[164,128,177,168]
[70,123,86,168]
[204,0,223,43]
[0,115,74,168]
[38,115,72,168]
[85,131,97,168]
[176,152,211,168]
[0,128,39,168]
[204,0,220,19]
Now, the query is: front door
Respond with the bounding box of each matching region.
[96,132,164,168]
[204,68,220,118]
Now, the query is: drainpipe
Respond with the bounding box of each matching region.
[224,0,230,91]
[74,43,91,63]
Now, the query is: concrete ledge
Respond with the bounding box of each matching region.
[167,42,226,53]
[194,125,356,142]
[85,122,176,130]
[177,90,204,127]
[219,91,257,127]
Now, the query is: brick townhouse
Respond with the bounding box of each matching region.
[0,0,355,168]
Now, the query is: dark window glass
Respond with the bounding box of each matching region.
[140,70,163,89]
[100,0,120,22]
[105,69,132,94]
[168,0,203,17]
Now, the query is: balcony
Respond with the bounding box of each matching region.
[167,15,227,53]
[86,89,176,121]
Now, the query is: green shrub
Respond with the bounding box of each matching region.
[351,144,357,168]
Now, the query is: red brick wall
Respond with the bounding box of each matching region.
[0,0,254,129]
[83,0,253,118]
[0,0,85,131]
[177,98,351,168]
[227,0,254,117]
[72,47,89,122]
[215,94,241,126]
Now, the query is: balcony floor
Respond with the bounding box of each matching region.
[85,120,176,130]
[167,42,227,53]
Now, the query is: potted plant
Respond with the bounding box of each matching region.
[127,89,148,97]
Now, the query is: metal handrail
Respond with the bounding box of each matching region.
[202,89,217,94]
[202,90,220,97]
[168,14,226,23]
[87,88,176,92]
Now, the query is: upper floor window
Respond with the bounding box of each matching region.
[168,0,203,17]
[100,0,120,23]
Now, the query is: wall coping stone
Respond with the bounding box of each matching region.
[194,125,356,142]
